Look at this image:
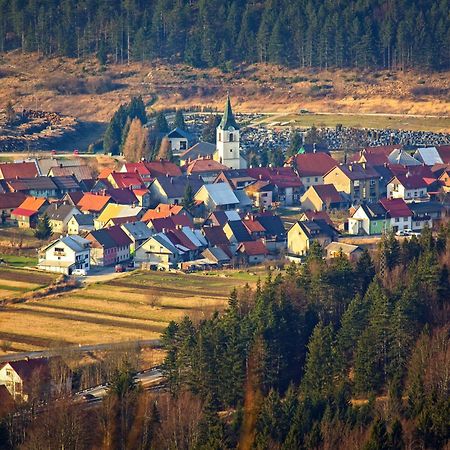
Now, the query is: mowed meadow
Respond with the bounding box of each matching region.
[0,269,262,355]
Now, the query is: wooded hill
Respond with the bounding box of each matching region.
[0,0,448,71]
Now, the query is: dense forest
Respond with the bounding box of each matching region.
[0,0,449,70]
[1,226,449,449]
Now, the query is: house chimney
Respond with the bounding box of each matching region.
[361,162,366,169]
[348,164,353,171]
[313,143,317,153]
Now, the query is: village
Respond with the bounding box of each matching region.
[0,96,449,281]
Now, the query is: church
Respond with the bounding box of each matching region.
[212,95,247,170]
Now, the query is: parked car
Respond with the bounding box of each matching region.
[396,229,410,236]
[72,268,87,276]
[115,264,125,273]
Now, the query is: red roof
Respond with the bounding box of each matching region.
[202,226,230,246]
[312,184,342,203]
[184,158,228,174]
[389,164,434,179]
[107,225,133,246]
[392,173,427,189]
[437,145,450,164]
[237,239,268,256]
[362,145,401,155]
[247,167,303,188]
[0,162,38,179]
[144,160,182,177]
[108,172,144,189]
[106,188,138,205]
[353,151,389,165]
[243,218,266,233]
[302,210,334,226]
[147,216,192,232]
[122,163,152,177]
[77,192,111,213]
[11,207,38,217]
[292,153,337,177]
[0,192,27,209]
[166,229,198,250]
[142,204,187,221]
[379,198,412,218]
[19,196,47,212]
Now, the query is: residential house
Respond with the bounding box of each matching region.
[438,168,450,192]
[180,142,216,165]
[205,210,241,227]
[348,203,388,235]
[194,183,240,214]
[290,152,337,189]
[6,177,58,198]
[67,213,94,235]
[236,240,269,265]
[133,188,151,208]
[76,192,112,218]
[10,197,49,228]
[201,247,231,266]
[146,215,193,234]
[202,225,232,250]
[86,226,132,266]
[45,203,81,233]
[323,163,380,204]
[62,191,84,206]
[287,220,338,259]
[300,210,334,227]
[300,184,347,211]
[48,164,93,181]
[244,181,274,208]
[325,242,363,262]
[379,198,413,233]
[214,169,256,190]
[106,188,139,206]
[247,167,303,206]
[94,204,144,229]
[388,149,421,166]
[252,213,287,252]
[436,145,450,164]
[243,216,267,240]
[409,201,447,231]
[223,220,253,251]
[0,358,55,402]
[134,233,182,270]
[122,160,182,180]
[166,127,193,154]
[413,147,443,166]
[51,175,81,197]
[0,162,38,180]
[148,175,204,207]
[184,157,229,183]
[142,203,192,222]
[120,221,154,253]
[107,171,145,190]
[387,173,428,201]
[38,235,91,275]
[0,192,27,223]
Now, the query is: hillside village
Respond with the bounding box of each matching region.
[0,96,449,276]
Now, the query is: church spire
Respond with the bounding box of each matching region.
[218,94,240,131]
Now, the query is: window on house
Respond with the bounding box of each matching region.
[306,177,310,182]
[314,177,318,182]
[229,133,234,142]
[218,133,221,141]
[354,180,360,187]
[370,179,376,186]
[6,369,12,377]
[395,218,400,222]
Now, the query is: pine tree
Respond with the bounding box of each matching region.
[389,419,404,450]
[270,148,285,167]
[5,100,16,125]
[174,109,186,130]
[127,96,147,125]
[301,322,337,399]
[34,214,53,240]
[286,132,303,157]
[202,115,221,144]
[182,184,195,212]
[363,418,389,450]
[154,111,169,133]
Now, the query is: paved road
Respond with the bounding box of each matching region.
[0,339,162,363]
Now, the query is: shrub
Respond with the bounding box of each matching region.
[410,86,448,96]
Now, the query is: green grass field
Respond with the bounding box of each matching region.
[258,113,450,132]
[0,269,263,355]
[0,254,38,267]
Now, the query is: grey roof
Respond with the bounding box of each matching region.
[408,201,446,215]
[360,203,387,220]
[325,242,362,254]
[234,189,252,207]
[413,147,443,166]
[198,183,239,206]
[71,213,94,226]
[296,219,338,238]
[180,141,216,160]
[51,175,80,191]
[121,221,153,241]
[46,203,80,221]
[226,220,252,242]
[388,149,421,166]
[154,175,204,198]
[218,95,240,131]
[166,127,193,140]
[202,246,230,262]
[149,233,180,255]
[44,235,90,253]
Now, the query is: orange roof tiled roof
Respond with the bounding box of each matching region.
[0,162,38,179]
[185,158,228,174]
[19,196,47,212]
[142,203,185,221]
[243,218,266,233]
[77,192,111,213]
[237,240,269,256]
[98,168,114,179]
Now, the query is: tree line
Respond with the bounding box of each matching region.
[0,0,448,70]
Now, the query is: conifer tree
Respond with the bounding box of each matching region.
[363,418,389,450]
[182,184,195,213]
[174,109,186,130]
[287,131,303,157]
[154,112,169,133]
[34,214,53,240]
